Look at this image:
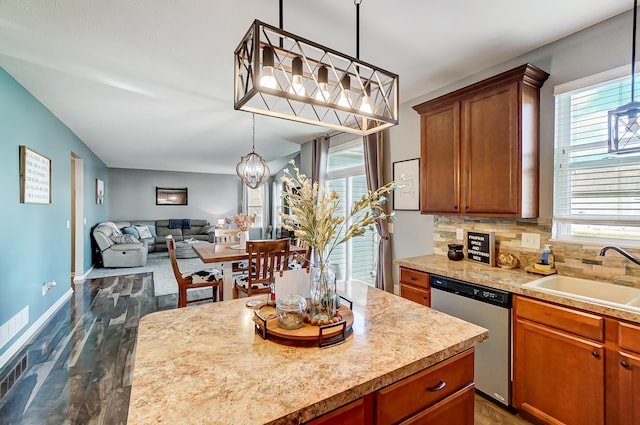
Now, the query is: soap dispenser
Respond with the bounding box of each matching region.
[541,244,555,268]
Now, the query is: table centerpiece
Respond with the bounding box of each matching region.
[280,160,396,321]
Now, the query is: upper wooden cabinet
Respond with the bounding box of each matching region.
[413,64,549,218]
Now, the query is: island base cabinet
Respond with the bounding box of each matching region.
[307,350,475,425]
[376,350,474,425]
[398,384,475,425]
[304,394,374,425]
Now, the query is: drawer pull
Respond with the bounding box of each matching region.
[621,360,630,369]
[408,276,417,281]
[426,380,447,392]
[591,351,600,359]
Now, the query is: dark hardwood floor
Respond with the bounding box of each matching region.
[0,272,529,424]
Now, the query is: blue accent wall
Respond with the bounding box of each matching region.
[0,67,108,358]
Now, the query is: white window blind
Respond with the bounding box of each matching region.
[554,70,640,244]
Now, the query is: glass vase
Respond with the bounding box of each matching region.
[310,263,337,321]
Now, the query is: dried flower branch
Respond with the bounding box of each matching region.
[279,160,397,265]
[228,213,255,231]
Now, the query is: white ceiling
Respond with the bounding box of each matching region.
[0,0,632,175]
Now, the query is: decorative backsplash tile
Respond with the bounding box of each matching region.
[433,216,640,288]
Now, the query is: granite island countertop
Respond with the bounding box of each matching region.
[127,281,488,425]
[395,254,640,323]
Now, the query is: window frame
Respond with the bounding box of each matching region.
[553,64,640,246]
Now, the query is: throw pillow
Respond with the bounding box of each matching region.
[148,225,157,238]
[202,225,216,234]
[123,226,140,239]
[110,233,139,244]
[135,225,153,239]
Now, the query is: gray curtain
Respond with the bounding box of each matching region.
[312,136,330,189]
[363,131,393,292]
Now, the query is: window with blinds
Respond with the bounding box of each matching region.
[554,70,640,244]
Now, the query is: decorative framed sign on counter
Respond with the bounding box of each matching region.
[19,145,51,204]
[466,231,496,266]
[392,158,420,210]
[156,187,188,205]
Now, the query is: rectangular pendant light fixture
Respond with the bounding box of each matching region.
[234,20,399,136]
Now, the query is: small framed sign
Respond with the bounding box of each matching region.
[466,231,496,266]
[19,145,51,204]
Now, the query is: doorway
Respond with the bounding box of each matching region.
[71,154,84,288]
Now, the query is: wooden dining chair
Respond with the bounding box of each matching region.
[232,239,290,299]
[167,235,224,308]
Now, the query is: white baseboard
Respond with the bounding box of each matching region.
[74,264,95,282]
[0,288,73,370]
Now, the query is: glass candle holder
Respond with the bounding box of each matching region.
[276,294,307,330]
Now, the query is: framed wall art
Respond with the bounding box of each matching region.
[156,187,188,205]
[96,179,105,204]
[19,145,51,204]
[392,158,420,210]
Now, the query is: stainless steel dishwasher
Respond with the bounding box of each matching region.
[429,274,512,408]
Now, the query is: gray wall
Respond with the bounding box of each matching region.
[108,168,240,223]
[388,10,632,270]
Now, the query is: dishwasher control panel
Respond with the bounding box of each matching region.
[430,275,512,308]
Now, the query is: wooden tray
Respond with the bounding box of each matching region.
[254,305,354,342]
[525,266,557,276]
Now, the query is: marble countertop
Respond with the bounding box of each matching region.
[128,281,488,425]
[395,255,640,323]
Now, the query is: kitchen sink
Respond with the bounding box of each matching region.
[522,275,640,311]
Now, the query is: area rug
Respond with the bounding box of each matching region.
[85,252,215,296]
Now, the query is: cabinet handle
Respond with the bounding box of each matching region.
[453,205,458,210]
[621,360,630,369]
[465,205,469,210]
[426,380,447,392]
[408,276,417,281]
[591,351,600,359]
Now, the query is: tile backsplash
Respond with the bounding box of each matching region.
[434,216,640,288]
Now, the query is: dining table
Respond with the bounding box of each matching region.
[192,241,307,301]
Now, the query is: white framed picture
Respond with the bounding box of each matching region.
[96,178,105,204]
[19,145,51,204]
[392,158,420,211]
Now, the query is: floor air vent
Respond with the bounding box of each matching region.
[0,353,28,402]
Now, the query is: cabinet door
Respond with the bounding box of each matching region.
[305,394,373,425]
[618,351,640,425]
[420,103,460,214]
[398,384,474,425]
[514,318,605,425]
[400,284,430,306]
[462,83,519,215]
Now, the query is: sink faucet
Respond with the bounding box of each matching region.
[599,246,640,266]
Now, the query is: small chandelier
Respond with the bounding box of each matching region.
[236,113,270,189]
[609,0,640,154]
[234,1,398,136]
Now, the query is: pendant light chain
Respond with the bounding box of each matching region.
[252,113,256,152]
[633,0,637,102]
[355,0,361,60]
